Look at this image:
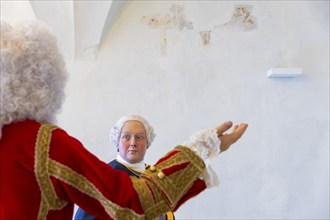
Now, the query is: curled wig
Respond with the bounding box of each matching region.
[0,20,67,137]
[109,115,156,148]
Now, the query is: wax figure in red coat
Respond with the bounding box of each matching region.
[0,20,248,220]
[75,115,176,220]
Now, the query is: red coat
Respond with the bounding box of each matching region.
[0,120,206,219]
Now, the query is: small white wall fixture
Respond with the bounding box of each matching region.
[267,68,303,78]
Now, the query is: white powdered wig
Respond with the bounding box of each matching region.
[0,20,67,138]
[109,115,156,147]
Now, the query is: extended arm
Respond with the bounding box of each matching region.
[41,121,247,219]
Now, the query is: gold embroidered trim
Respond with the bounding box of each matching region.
[35,123,145,220]
[35,124,204,220]
[156,146,205,174]
[132,177,171,219]
[49,160,144,220]
[132,146,205,219]
[34,124,68,219]
[150,146,205,205]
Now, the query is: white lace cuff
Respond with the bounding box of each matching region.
[182,128,221,188]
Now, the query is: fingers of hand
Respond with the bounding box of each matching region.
[219,123,248,152]
[234,123,248,138]
[216,121,233,136]
[226,123,248,142]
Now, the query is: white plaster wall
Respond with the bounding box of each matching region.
[2,0,328,219]
[58,1,329,219]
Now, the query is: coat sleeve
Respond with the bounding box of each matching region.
[36,124,207,220]
[131,146,207,219]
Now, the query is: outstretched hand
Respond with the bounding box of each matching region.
[216,121,248,153]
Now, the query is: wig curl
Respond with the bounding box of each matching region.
[109,115,156,148]
[0,20,67,138]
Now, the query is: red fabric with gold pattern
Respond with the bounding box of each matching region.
[0,120,144,219]
[0,120,207,220]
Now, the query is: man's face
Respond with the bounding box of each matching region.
[118,120,148,163]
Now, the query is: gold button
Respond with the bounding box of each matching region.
[150,166,156,172]
[157,171,165,179]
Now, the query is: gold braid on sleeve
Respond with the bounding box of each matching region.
[131,146,205,219]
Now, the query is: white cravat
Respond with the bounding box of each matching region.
[116,154,146,172]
